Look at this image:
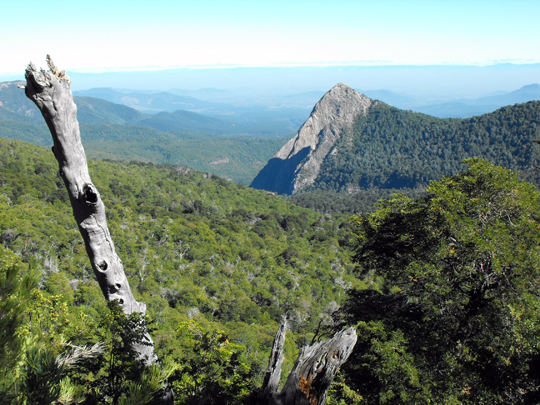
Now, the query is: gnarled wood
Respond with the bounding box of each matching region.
[23,56,154,361]
[260,323,357,405]
[261,320,288,397]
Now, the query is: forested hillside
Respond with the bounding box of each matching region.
[0,80,290,185]
[0,137,357,401]
[338,159,540,403]
[5,136,540,403]
[0,120,286,185]
[292,101,540,213]
[4,107,540,402]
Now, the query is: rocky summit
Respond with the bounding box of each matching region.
[250,83,372,194]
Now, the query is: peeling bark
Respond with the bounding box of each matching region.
[23,56,155,361]
[260,323,357,405]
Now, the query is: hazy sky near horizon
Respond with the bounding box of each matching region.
[1,0,539,76]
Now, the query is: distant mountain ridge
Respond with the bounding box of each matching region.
[355,84,540,119]
[64,82,540,122]
[473,83,540,106]
[73,87,307,136]
[0,81,295,136]
[0,82,155,126]
[0,80,42,123]
[75,96,149,125]
[251,83,540,210]
[74,87,221,114]
[410,83,540,118]
[0,81,287,185]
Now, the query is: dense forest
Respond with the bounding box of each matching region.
[0,137,359,403]
[0,120,286,186]
[339,159,540,403]
[4,136,540,403]
[294,101,540,213]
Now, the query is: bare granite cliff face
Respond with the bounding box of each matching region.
[251,83,372,194]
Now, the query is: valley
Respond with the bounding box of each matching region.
[0,136,357,401]
[2,79,540,209]
[2,72,540,403]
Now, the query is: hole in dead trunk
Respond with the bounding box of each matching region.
[83,184,98,204]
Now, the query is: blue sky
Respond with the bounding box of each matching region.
[1,0,539,75]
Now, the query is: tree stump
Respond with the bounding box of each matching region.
[260,321,357,405]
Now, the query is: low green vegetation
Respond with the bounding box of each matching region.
[0,137,356,403]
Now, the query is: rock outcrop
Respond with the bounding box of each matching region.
[251,83,372,194]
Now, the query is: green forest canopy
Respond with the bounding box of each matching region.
[3,99,540,402]
[340,159,540,403]
[292,101,540,214]
[0,137,358,402]
[3,142,540,403]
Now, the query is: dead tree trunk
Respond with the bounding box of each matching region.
[260,323,357,405]
[23,56,156,360]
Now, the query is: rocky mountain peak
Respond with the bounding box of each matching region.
[251,83,372,194]
[275,83,371,160]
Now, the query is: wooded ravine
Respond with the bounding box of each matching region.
[2,58,540,404]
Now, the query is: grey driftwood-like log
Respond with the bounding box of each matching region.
[261,320,288,397]
[260,323,357,405]
[25,57,174,404]
[23,56,155,359]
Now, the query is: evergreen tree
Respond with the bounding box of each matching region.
[339,159,540,403]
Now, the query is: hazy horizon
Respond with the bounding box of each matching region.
[3,63,539,102]
[2,0,539,77]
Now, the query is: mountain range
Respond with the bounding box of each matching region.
[0,81,288,185]
[73,87,226,114]
[73,83,540,121]
[251,83,540,213]
[3,79,540,213]
[27,64,537,98]
[0,81,300,136]
[72,87,307,136]
[409,84,540,118]
[360,84,540,118]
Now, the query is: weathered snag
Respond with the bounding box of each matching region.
[24,56,152,360]
[260,323,357,405]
